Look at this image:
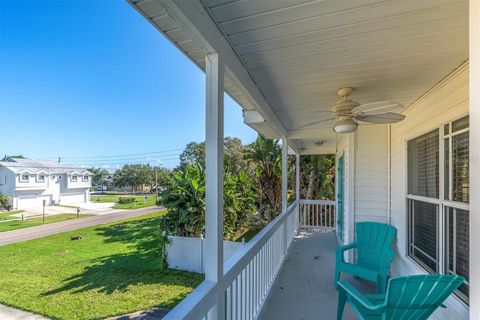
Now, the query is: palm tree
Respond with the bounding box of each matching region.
[244,135,282,223]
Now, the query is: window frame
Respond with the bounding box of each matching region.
[406,114,470,305]
[82,175,89,182]
[37,174,45,182]
[71,175,78,182]
[19,174,29,182]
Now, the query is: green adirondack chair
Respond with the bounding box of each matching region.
[335,222,397,293]
[337,274,464,320]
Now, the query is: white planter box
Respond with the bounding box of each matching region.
[167,235,245,273]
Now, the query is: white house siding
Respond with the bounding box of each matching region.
[389,63,469,319]
[354,125,389,224]
[334,64,469,318]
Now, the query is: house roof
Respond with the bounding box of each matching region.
[0,158,92,175]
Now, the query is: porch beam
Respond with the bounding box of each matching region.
[469,1,480,318]
[287,128,334,140]
[161,0,290,142]
[204,52,225,319]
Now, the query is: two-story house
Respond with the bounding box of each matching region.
[0,158,92,209]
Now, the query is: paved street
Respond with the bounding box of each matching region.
[0,206,162,246]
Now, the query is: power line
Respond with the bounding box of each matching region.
[64,153,181,164]
[54,148,184,160]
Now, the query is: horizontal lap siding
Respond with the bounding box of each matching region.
[354,125,389,224]
[389,64,468,320]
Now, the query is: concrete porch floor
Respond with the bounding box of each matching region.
[260,229,376,320]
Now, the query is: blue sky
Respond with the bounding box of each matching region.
[0,0,257,169]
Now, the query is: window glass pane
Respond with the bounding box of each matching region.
[453,131,469,203]
[444,138,449,200]
[446,207,469,304]
[444,123,449,135]
[408,130,439,198]
[409,199,438,272]
[452,115,469,132]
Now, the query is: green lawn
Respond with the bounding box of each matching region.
[0,211,203,320]
[0,210,25,221]
[232,226,263,242]
[91,195,158,209]
[0,214,93,233]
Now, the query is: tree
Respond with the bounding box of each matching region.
[113,164,155,193]
[300,155,335,200]
[1,155,25,161]
[179,142,205,169]
[244,135,282,223]
[0,194,12,211]
[89,167,110,187]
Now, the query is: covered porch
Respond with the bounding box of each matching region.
[128,0,478,319]
[260,229,375,320]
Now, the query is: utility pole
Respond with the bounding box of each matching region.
[155,168,158,202]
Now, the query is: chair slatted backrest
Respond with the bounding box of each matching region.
[385,274,464,320]
[355,222,397,270]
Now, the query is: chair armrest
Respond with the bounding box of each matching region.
[337,281,386,311]
[379,248,396,273]
[336,241,358,253]
[336,242,358,263]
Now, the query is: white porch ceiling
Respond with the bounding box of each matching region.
[130,0,468,154]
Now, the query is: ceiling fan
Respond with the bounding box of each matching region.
[300,87,406,133]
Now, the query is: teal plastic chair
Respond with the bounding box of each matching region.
[337,274,464,320]
[335,222,397,293]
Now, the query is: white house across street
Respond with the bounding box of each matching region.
[0,158,92,209]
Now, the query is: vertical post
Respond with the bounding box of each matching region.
[205,52,225,319]
[155,168,159,203]
[282,139,288,252]
[469,2,480,318]
[296,153,300,230]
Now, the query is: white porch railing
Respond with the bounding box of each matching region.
[164,201,299,320]
[299,199,336,229]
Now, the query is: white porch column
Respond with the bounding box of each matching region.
[469,1,480,318]
[296,153,300,201]
[296,153,301,230]
[205,52,225,318]
[282,138,288,252]
[282,139,288,212]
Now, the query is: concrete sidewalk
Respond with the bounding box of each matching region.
[0,206,162,246]
[0,304,49,320]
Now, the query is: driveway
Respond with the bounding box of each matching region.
[0,206,162,246]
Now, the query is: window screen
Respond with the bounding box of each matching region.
[453,131,469,203]
[408,130,439,198]
[446,207,469,303]
[409,199,438,273]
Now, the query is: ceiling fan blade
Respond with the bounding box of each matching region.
[352,101,403,116]
[294,117,337,129]
[355,113,406,124]
[304,109,333,114]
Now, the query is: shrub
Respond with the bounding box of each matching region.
[158,164,256,239]
[0,194,11,211]
[118,197,136,204]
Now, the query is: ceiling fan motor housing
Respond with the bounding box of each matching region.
[330,99,360,115]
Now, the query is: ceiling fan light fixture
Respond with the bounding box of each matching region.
[333,116,358,133]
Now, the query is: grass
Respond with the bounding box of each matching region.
[0,214,93,233]
[232,226,263,242]
[0,211,203,320]
[0,210,25,221]
[91,195,158,209]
